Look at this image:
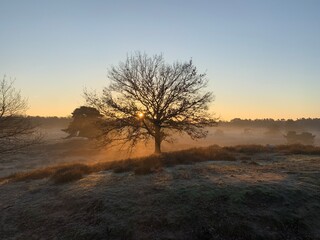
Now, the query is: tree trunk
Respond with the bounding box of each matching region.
[154,125,161,154]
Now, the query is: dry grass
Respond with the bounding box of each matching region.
[1,147,320,240]
[3,168,55,182]
[50,164,92,184]
[1,144,319,184]
[274,144,320,154]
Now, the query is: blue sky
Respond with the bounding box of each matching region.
[0,0,319,120]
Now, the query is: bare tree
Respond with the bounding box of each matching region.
[0,76,41,155]
[85,53,216,154]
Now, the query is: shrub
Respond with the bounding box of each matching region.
[6,168,55,182]
[50,164,91,184]
[224,145,270,154]
[276,144,320,155]
[134,166,154,175]
[113,166,132,173]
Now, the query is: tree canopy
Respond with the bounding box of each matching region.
[63,106,102,139]
[85,52,216,153]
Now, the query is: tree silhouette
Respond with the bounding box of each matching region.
[84,52,216,153]
[63,106,102,139]
[0,76,41,155]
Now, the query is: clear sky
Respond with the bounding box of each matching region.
[0,0,319,120]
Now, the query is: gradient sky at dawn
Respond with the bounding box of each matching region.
[0,0,319,120]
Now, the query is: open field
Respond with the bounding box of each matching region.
[1,125,319,178]
[1,143,320,240]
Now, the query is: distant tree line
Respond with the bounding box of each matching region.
[29,116,71,129]
[29,117,320,132]
[219,118,320,131]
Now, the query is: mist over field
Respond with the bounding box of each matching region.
[1,117,319,178]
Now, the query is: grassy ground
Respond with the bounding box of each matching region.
[0,145,320,239]
[1,144,320,184]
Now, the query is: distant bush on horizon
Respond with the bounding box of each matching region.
[284,131,315,145]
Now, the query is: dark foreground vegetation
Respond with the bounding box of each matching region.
[1,144,320,240]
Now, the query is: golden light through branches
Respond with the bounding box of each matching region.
[137,112,144,119]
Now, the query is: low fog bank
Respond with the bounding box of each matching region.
[35,117,320,147]
[1,118,319,178]
[39,123,320,151]
[29,116,320,147]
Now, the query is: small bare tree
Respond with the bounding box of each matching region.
[85,53,216,154]
[0,76,41,155]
